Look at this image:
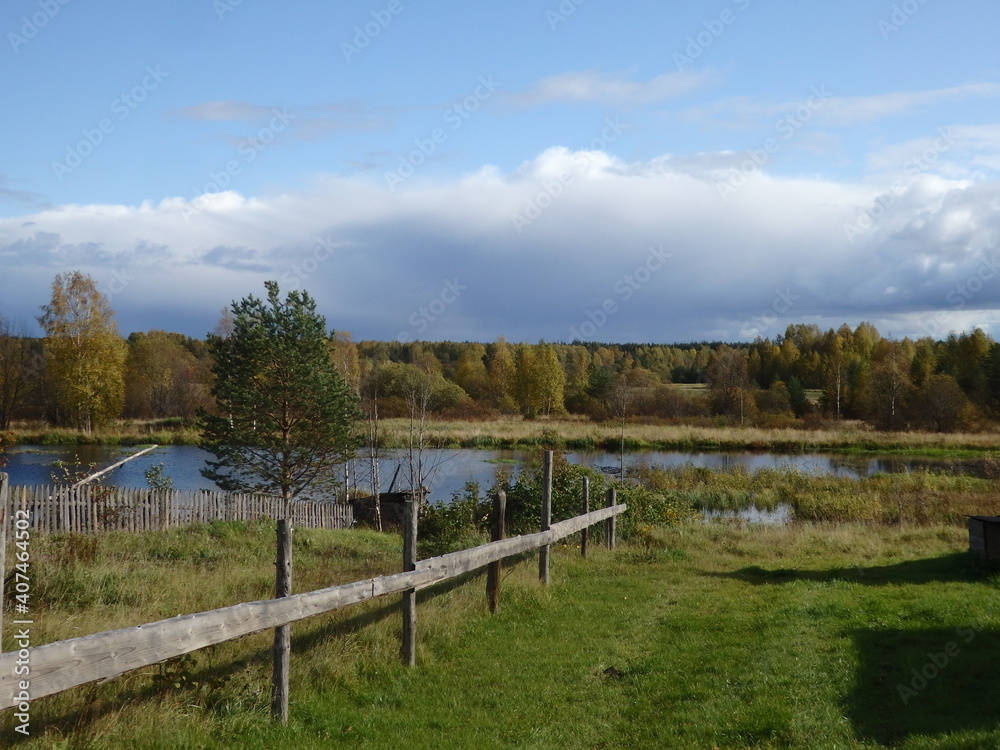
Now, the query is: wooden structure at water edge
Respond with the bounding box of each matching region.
[967,515,1000,561]
[351,489,427,527]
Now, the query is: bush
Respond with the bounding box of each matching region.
[418,481,491,558]
[614,485,696,539]
[495,451,606,536]
[417,452,704,556]
[0,431,11,468]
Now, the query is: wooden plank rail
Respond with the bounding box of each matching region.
[0,503,626,710]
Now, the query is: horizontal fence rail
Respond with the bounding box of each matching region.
[8,485,353,534]
[0,503,626,709]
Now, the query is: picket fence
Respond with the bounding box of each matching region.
[8,484,353,534]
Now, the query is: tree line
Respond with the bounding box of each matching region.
[2,272,999,433]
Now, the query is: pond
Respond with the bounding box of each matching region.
[3,444,990,507]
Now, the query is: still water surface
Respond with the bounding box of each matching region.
[3,444,985,504]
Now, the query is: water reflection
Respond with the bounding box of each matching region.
[3,444,991,506]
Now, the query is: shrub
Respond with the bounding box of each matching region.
[0,431,11,468]
[495,450,606,536]
[418,481,491,558]
[614,485,696,539]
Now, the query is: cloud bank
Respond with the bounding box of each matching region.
[2,147,999,344]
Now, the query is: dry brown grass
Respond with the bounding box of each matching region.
[379,417,1000,454]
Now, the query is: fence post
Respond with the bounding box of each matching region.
[159,490,167,530]
[486,490,506,613]
[539,450,553,585]
[581,477,589,559]
[61,488,70,534]
[401,497,417,666]
[605,487,617,550]
[271,519,292,724]
[0,473,8,652]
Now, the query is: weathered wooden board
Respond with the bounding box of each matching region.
[0,502,626,709]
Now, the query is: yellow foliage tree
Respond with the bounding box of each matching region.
[514,343,565,418]
[38,271,127,432]
[487,336,517,413]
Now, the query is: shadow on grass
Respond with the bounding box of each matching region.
[848,626,1000,744]
[709,552,992,587]
[705,553,1000,742]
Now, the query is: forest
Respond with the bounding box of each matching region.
[2,273,1000,435]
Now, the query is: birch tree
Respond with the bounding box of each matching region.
[37,271,127,432]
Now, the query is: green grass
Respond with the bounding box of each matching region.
[5,520,1000,748]
[635,464,1000,525]
[9,421,202,447]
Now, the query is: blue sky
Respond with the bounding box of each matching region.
[2,0,1000,343]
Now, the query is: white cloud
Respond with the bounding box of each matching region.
[0,175,49,210]
[3,150,999,343]
[823,84,1000,126]
[509,70,713,107]
[688,83,1000,129]
[166,99,389,147]
[865,124,1000,179]
[167,100,278,122]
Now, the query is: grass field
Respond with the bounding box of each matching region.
[7,420,202,447]
[375,417,1000,457]
[8,416,1000,457]
[4,520,999,749]
[635,464,1000,525]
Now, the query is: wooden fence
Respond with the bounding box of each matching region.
[7,484,353,534]
[0,468,627,716]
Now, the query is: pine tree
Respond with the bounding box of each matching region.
[199,281,361,508]
[787,376,810,417]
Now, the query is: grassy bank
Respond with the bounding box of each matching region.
[4,519,1000,748]
[7,420,201,447]
[9,417,1000,456]
[377,417,1000,457]
[636,464,1000,525]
